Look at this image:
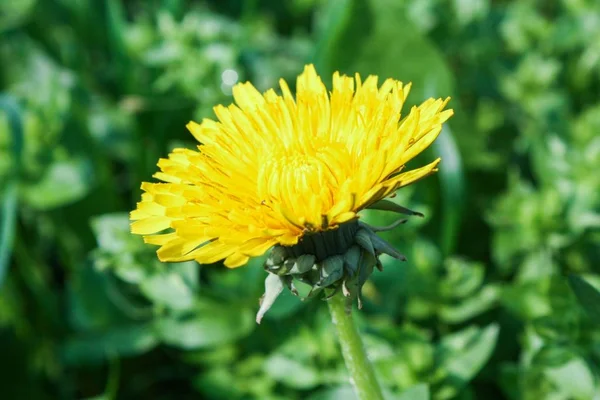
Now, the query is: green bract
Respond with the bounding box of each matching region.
[257,203,422,322]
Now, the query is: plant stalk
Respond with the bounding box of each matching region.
[327,293,384,400]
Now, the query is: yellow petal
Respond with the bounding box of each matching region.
[157,237,211,260]
[131,216,171,235]
[380,158,441,199]
[224,253,250,268]
[143,232,177,245]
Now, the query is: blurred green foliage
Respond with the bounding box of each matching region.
[1,0,599,399]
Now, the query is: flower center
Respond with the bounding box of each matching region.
[257,150,337,229]
[264,153,327,194]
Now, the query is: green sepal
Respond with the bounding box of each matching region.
[367,199,424,217]
[368,230,407,261]
[355,229,375,255]
[277,258,297,275]
[259,211,415,316]
[343,245,362,276]
[281,275,298,296]
[375,257,384,272]
[342,277,355,298]
[366,217,408,232]
[316,255,344,288]
[293,267,321,288]
[288,254,316,274]
[322,287,340,300]
[265,246,287,268]
[357,251,376,309]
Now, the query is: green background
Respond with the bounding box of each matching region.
[1,0,600,399]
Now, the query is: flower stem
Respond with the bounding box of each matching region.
[327,293,384,400]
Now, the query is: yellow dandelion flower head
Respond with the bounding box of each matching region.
[131,65,453,268]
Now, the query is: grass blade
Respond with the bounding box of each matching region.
[0,94,23,288]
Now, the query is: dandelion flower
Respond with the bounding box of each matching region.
[131,65,453,317]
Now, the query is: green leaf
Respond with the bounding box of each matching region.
[0,182,17,288]
[439,286,500,324]
[194,367,244,399]
[0,95,23,288]
[156,303,254,349]
[308,385,357,400]
[22,158,95,210]
[62,323,159,365]
[160,0,184,17]
[90,213,132,253]
[67,264,138,331]
[432,125,465,255]
[314,0,454,100]
[397,384,429,400]
[308,384,403,400]
[532,345,578,368]
[106,0,132,89]
[435,324,499,399]
[439,258,485,299]
[531,313,579,343]
[544,357,595,399]
[139,265,196,311]
[312,0,353,71]
[568,274,600,323]
[501,279,552,321]
[0,0,37,32]
[264,354,320,389]
[0,94,24,165]
[260,288,305,320]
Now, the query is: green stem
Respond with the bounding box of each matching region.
[327,293,384,400]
